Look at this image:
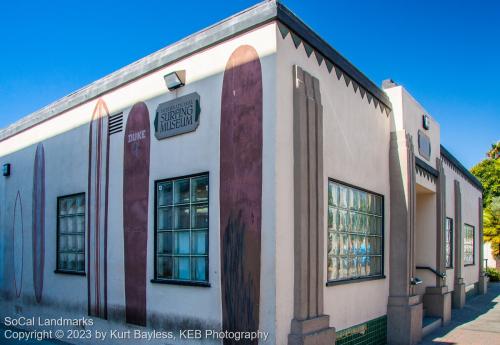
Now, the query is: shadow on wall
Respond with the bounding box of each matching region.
[0,44,268,335]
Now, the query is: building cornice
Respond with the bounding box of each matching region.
[415,156,439,179]
[440,145,483,192]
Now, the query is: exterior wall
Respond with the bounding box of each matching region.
[0,8,486,345]
[443,159,482,289]
[385,86,440,172]
[0,125,89,311]
[0,23,278,344]
[386,84,482,295]
[275,25,391,336]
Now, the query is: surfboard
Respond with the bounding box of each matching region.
[13,191,23,298]
[123,102,150,326]
[32,143,45,303]
[0,204,4,295]
[87,99,110,318]
[220,45,263,341]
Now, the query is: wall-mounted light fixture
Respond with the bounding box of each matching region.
[3,163,11,177]
[422,114,430,130]
[164,70,186,91]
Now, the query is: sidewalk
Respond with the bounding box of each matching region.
[419,282,500,345]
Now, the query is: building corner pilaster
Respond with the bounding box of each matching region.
[387,131,422,345]
[452,180,466,309]
[288,65,335,345]
[421,158,452,324]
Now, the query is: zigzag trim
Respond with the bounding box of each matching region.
[278,22,390,117]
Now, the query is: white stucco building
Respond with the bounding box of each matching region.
[0,2,487,345]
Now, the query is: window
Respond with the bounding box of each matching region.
[445,218,453,268]
[327,180,384,283]
[464,224,475,266]
[56,194,85,274]
[154,173,209,285]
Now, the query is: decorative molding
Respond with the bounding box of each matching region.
[415,156,438,184]
[440,145,482,192]
[277,21,391,117]
[435,158,446,287]
[454,180,463,279]
[387,132,423,344]
[416,164,436,184]
[289,65,335,344]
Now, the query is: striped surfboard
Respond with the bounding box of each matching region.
[87,99,110,318]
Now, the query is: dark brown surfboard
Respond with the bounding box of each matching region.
[32,143,45,303]
[220,45,263,343]
[87,99,110,318]
[123,102,150,326]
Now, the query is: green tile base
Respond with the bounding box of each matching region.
[336,316,387,345]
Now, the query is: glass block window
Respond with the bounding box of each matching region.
[464,224,475,265]
[327,180,384,282]
[155,174,209,283]
[57,194,85,273]
[445,218,453,268]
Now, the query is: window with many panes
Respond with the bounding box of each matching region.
[57,194,85,273]
[464,224,475,265]
[445,218,453,268]
[327,180,384,283]
[155,174,209,284]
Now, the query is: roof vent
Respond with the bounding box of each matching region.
[108,113,123,135]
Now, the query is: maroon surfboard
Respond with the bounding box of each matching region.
[13,191,24,298]
[32,143,45,303]
[220,45,263,342]
[87,99,110,318]
[123,102,150,326]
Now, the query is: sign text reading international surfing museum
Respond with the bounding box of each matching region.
[154,92,201,140]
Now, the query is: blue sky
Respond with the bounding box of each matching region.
[0,0,498,168]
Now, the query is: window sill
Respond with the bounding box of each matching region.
[464,264,475,267]
[150,279,210,287]
[54,269,86,276]
[326,275,385,287]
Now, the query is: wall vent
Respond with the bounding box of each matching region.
[108,113,123,135]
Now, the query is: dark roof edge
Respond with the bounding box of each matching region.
[0,0,390,142]
[276,2,391,109]
[440,145,483,192]
[415,156,439,178]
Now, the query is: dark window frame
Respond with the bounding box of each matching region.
[445,217,453,268]
[55,192,86,276]
[152,172,210,287]
[326,178,385,286]
[463,223,475,266]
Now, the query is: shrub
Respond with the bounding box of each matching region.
[486,267,500,282]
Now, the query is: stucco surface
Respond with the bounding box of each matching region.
[276,25,391,335]
[0,23,278,345]
[443,161,481,289]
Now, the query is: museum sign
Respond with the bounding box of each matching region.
[154,92,201,140]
